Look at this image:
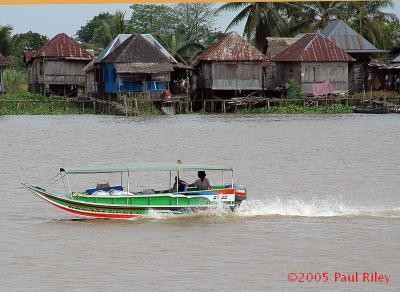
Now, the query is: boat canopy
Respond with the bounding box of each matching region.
[60,163,233,174]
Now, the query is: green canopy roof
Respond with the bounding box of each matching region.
[60,163,233,174]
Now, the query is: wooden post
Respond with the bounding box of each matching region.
[222,101,226,113]
[51,101,54,113]
[64,100,67,113]
[82,101,85,114]
[93,101,96,114]
[134,98,138,115]
[203,100,206,112]
[16,101,19,114]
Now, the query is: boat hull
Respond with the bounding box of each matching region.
[25,184,244,220]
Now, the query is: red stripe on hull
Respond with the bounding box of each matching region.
[38,193,141,220]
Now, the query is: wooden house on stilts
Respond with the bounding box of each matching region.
[271,33,355,95]
[24,33,93,97]
[193,32,268,99]
[93,34,174,100]
[319,20,385,93]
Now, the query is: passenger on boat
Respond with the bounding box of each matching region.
[170,176,187,192]
[188,171,212,190]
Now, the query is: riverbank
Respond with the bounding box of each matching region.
[1,92,397,115]
[234,104,354,114]
[0,93,92,115]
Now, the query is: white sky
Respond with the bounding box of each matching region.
[0,3,399,38]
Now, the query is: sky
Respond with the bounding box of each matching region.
[0,3,399,39]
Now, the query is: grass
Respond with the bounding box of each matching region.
[235,104,354,114]
[0,92,92,115]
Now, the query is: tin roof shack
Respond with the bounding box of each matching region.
[94,34,174,100]
[24,33,93,97]
[271,33,355,96]
[91,34,190,98]
[193,32,268,99]
[0,53,10,93]
[265,37,299,90]
[320,20,385,93]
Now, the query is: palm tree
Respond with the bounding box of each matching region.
[345,1,395,47]
[216,2,298,52]
[93,11,129,48]
[286,1,346,36]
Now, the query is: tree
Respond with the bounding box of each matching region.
[0,25,13,56]
[345,0,395,48]
[128,4,176,38]
[381,18,400,51]
[92,11,130,48]
[286,1,346,36]
[76,12,113,44]
[216,2,297,52]
[11,31,48,67]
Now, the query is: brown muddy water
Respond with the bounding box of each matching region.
[0,114,399,291]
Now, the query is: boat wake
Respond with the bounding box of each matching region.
[146,196,400,220]
[234,197,400,218]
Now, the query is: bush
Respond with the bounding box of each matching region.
[286,79,305,99]
[3,68,27,94]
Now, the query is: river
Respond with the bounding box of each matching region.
[0,114,399,291]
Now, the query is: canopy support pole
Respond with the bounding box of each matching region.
[231,170,234,188]
[222,170,224,186]
[120,172,123,187]
[176,171,179,193]
[65,174,72,195]
[127,172,130,194]
[169,171,172,189]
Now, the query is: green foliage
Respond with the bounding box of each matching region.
[0,93,92,115]
[10,31,48,67]
[128,4,176,37]
[0,25,13,56]
[286,79,304,99]
[76,13,113,45]
[235,104,353,114]
[2,68,27,94]
[219,1,395,51]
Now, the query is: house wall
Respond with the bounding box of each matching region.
[275,62,349,95]
[197,61,263,90]
[275,62,302,85]
[102,63,169,94]
[300,62,349,94]
[28,58,87,86]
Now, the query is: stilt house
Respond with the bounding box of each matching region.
[0,53,10,93]
[320,20,385,93]
[271,33,355,95]
[192,32,268,98]
[24,33,93,97]
[91,34,189,98]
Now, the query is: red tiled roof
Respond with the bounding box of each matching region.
[31,33,93,61]
[0,52,10,65]
[271,33,355,63]
[193,32,268,66]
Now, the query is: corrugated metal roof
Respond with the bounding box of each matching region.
[271,33,355,63]
[193,32,267,66]
[320,20,383,53]
[23,50,36,63]
[266,37,299,59]
[95,33,191,69]
[102,34,172,70]
[95,34,131,64]
[31,33,93,61]
[0,52,9,65]
[392,54,400,63]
